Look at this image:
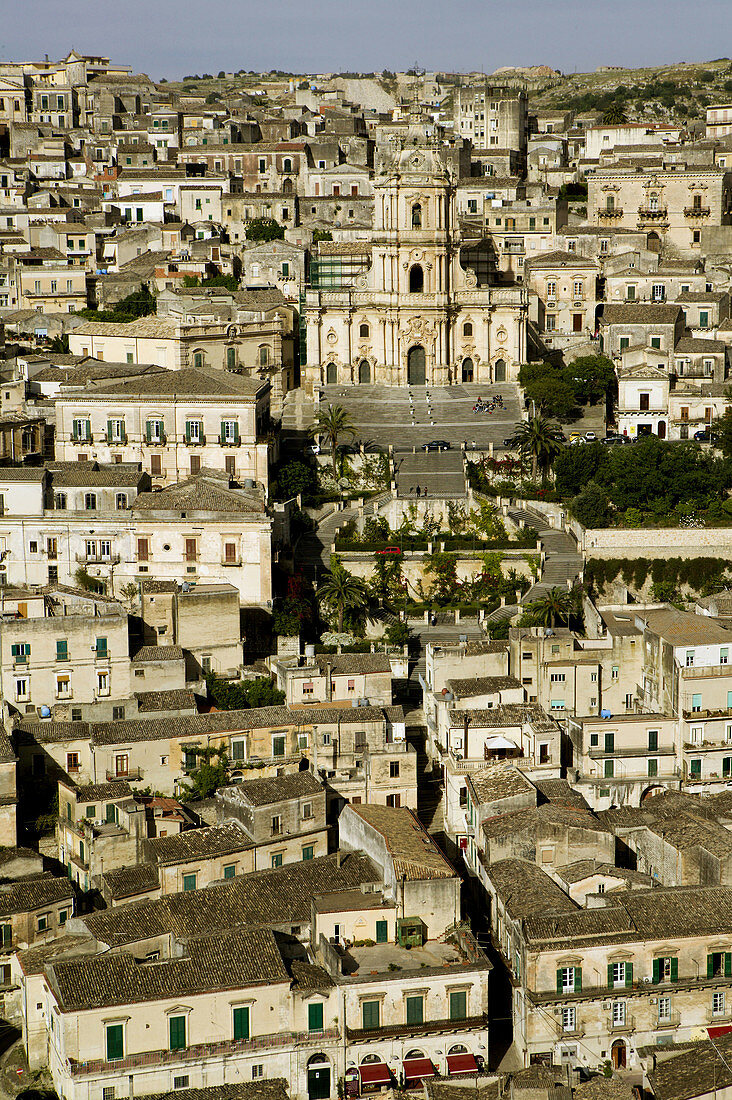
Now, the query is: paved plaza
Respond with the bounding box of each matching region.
[317,382,522,453]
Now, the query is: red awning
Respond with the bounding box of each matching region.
[403,1058,436,1082]
[709,1025,732,1039]
[358,1063,391,1087]
[447,1054,478,1075]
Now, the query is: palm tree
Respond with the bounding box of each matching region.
[507,416,565,482]
[602,101,628,125]
[317,566,367,632]
[309,404,355,478]
[526,586,572,628]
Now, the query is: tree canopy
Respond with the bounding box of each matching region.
[245,217,285,242]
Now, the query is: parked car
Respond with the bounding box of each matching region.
[694,429,717,442]
[503,437,516,447]
[583,431,597,442]
[422,440,451,451]
[376,546,402,555]
[602,434,630,446]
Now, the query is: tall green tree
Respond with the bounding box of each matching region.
[507,416,565,482]
[317,564,367,632]
[526,586,572,628]
[309,403,355,478]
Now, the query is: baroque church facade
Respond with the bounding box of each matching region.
[302,137,527,389]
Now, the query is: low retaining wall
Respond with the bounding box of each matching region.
[582,526,732,559]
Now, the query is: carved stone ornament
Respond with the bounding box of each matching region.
[326,329,337,345]
[496,326,508,344]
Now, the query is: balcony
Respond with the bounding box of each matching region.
[598,207,623,219]
[346,1014,488,1043]
[637,207,668,220]
[68,1028,341,1077]
[75,553,120,565]
[684,207,711,218]
[607,1013,635,1033]
[655,1011,681,1029]
[106,768,142,782]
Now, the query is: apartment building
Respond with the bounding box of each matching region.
[588,162,732,252]
[54,368,271,489]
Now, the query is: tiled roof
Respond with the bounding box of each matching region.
[0,874,73,917]
[467,762,536,803]
[229,770,323,807]
[148,821,253,864]
[137,1082,290,1100]
[132,645,184,663]
[132,474,265,515]
[87,703,394,746]
[290,958,334,992]
[449,702,558,735]
[69,316,177,339]
[82,852,380,947]
[0,727,16,764]
[602,303,682,325]
[675,336,726,353]
[73,780,132,803]
[482,801,608,840]
[91,367,263,398]
[102,863,160,900]
[638,607,732,645]
[47,927,289,1010]
[447,676,521,697]
[648,1033,732,1100]
[135,689,197,713]
[348,804,456,880]
[486,858,579,920]
[50,463,146,488]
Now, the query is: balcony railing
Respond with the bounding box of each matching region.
[106,768,142,781]
[75,553,121,565]
[346,1014,488,1042]
[637,208,668,220]
[68,1027,341,1077]
[684,206,711,217]
[608,1014,635,1033]
[599,208,623,218]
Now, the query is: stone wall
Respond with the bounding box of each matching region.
[582,526,732,559]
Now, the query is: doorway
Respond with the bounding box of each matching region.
[308,1056,331,1100]
[407,346,426,385]
[462,357,474,382]
[611,1040,626,1070]
[326,363,336,385]
[494,358,506,383]
[409,265,424,293]
[358,359,371,384]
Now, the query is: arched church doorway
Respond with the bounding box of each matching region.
[408,346,426,385]
[326,363,337,385]
[494,358,506,383]
[462,358,474,383]
[358,360,371,384]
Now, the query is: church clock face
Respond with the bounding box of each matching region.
[411,154,423,169]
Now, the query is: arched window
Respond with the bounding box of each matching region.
[463,322,473,337]
[411,202,422,228]
[359,323,370,338]
[409,265,424,293]
[283,158,292,172]
[649,192,659,212]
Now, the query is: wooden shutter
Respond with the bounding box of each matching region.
[185,421,191,443]
[107,419,113,440]
[233,1006,249,1040]
[652,958,661,983]
[670,957,678,982]
[220,421,227,445]
[607,963,614,987]
[137,538,149,562]
[185,538,197,562]
[708,954,715,979]
[145,420,152,442]
[725,953,731,978]
[557,969,563,995]
[625,962,633,987]
[574,967,582,992]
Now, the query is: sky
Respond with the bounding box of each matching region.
[4,0,732,80]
